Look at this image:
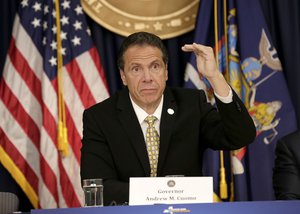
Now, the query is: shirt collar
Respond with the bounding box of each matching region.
[130,94,164,125]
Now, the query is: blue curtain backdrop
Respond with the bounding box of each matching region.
[1,0,300,211]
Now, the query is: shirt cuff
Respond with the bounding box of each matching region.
[214,86,233,103]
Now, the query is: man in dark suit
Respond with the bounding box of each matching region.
[80,32,256,205]
[273,130,300,200]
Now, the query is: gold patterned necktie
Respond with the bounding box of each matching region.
[144,115,160,177]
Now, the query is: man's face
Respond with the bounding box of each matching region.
[120,45,168,111]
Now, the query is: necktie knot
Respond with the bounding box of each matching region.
[144,115,157,126]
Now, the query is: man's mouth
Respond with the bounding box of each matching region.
[140,88,157,93]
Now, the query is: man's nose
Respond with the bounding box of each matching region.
[143,69,152,81]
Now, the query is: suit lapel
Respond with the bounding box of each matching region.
[158,88,177,175]
[117,88,151,175]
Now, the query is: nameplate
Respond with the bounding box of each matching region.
[129,177,213,205]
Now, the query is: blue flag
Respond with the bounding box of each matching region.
[230,0,297,201]
[184,0,297,201]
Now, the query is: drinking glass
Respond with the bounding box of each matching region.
[82,178,103,207]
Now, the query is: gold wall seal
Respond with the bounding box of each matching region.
[81,0,199,39]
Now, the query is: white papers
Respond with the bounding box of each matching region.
[129,177,213,205]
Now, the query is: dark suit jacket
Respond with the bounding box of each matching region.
[273,130,300,200]
[80,87,256,205]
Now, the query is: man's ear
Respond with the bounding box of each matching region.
[120,70,127,86]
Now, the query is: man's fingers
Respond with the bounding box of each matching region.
[182,43,213,59]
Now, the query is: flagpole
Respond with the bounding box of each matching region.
[214,0,219,67]
[223,0,236,202]
[214,0,228,200]
[224,0,229,81]
[55,0,69,157]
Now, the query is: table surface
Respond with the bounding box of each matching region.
[31,200,300,214]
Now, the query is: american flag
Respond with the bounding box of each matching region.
[0,0,109,208]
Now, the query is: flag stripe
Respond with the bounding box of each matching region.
[8,37,42,106]
[60,146,83,205]
[3,57,42,141]
[39,127,62,208]
[77,48,109,103]
[0,78,40,152]
[0,145,38,208]
[65,59,96,109]
[0,128,38,192]
[64,106,82,163]
[12,15,43,80]
[58,160,81,207]
[89,47,109,92]
[60,71,84,161]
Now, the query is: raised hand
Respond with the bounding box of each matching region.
[182,43,230,97]
[181,43,219,79]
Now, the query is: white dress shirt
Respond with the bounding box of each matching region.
[129,87,233,140]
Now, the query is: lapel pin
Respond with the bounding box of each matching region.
[167,108,174,115]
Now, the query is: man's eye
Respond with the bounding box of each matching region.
[132,67,140,72]
[151,64,160,71]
